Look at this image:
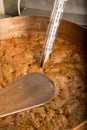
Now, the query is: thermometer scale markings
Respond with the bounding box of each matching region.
[41,0,68,66]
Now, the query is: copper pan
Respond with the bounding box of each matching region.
[0,16,87,129]
[0,16,87,42]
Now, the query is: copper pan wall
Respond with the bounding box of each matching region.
[0,16,87,43]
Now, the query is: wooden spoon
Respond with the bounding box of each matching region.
[0,72,55,118]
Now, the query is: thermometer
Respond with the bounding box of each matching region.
[40,0,68,67]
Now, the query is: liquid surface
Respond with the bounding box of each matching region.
[0,32,87,130]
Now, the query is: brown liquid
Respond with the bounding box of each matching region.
[0,33,87,129]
